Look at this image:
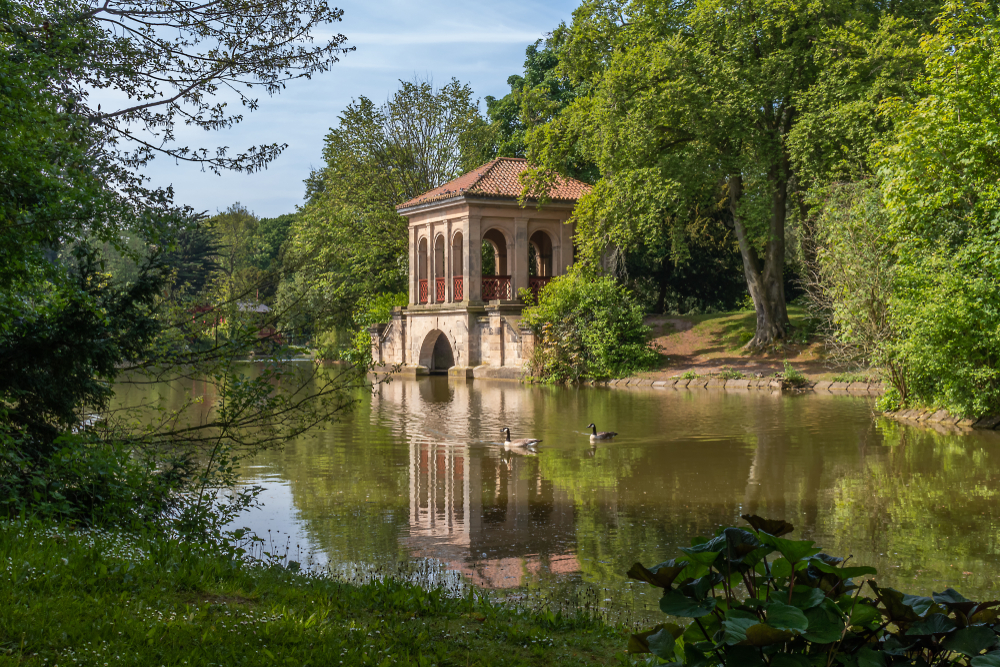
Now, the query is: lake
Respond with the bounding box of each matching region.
[119,371,1000,622]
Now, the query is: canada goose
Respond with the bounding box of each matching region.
[587,423,618,441]
[501,427,541,448]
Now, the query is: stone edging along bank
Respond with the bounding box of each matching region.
[594,376,1000,432]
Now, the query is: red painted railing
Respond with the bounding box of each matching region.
[453,276,463,301]
[436,277,446,302]
[419,279,428,304]
[482,275,512,300]
[529,276,551,299]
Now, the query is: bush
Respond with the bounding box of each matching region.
[628,515,1000,665]
[520,271,657,382]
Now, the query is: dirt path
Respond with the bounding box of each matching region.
[640,310,864,380]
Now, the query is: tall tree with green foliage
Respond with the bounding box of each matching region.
[526,0,939,347]
[874,2,1000,416]
[284,79,489,339]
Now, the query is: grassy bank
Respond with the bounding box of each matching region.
[0,522,625,667]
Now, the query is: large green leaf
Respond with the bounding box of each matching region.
[765,601,809,633]
[770,655,811,667]
[900,593,936,616]
[683,614,720,644]
[803,603,845,644]
[647,626,678,660]
[972,652,1000,667]
[660,589,717,618]
[741,515,795,537]
[756,533,821,563]
[856,646,886,667]
[943,626,998,657]
[722,610,759,645]
[789,586,826,609]
[743,624,795,646]
[626,559,689,588]
[679,539,725,565]
[848,602,883,627]
[771,558,793,579]
[684,644,713,667]
[905,613,957,636]
[629,623,684,655]
[810,559,877,580]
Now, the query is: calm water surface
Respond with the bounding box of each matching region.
[122,373,1000,618]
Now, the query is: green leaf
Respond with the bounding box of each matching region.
[626,559,689,588]
[741,515,795,537]
[743,624,795,646]
[943,626,997,657]
[765,601,808,633]
[934,588,971,605]
[856,646,886,667]
[756,533,821,563]
[659,589,717,618]
[848,602,883,627]
[647,627,678,659]
[771,558,793,579]
[900,593,935,616]
[683,614,720,644]
[628,623,682,655]
[722,610,759,645]
[789,586,826,609]
[803,603,845,644]
[972,652,1000,667]
[810,560,878,580]
[684,644,713,667]
[905,613,957,636]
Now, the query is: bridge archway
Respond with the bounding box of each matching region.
[419,329,455,373]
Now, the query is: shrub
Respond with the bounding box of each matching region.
[781,361,806,385]
[520,271,656,382]
[628,515,1000,666]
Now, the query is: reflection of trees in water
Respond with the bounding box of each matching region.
[130,373,1000,603]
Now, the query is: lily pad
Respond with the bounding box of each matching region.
[972,652,1000,667]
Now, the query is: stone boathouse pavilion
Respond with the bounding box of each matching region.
[369,157,591,378]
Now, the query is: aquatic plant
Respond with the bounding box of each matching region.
[628,514,1000,665]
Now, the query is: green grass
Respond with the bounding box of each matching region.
[0,522,626,667]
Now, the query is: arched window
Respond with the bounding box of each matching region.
[434,234,446,302]
[452,232,464,301]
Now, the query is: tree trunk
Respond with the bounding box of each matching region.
[728,172,789,349]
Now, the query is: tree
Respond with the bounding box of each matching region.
[526,0,938,347]
[285,78,489,338]
[874,2,1000,416]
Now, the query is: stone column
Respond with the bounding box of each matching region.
[409,225,418,305]
[428,223,437,304]
[513,216,529,299]
[466,213,482,302]
[445,219,452,303]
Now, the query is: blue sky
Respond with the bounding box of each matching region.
[141,0,579,219]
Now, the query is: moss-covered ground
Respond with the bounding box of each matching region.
[0,522,627,667]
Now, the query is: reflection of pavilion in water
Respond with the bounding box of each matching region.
[374,379,580,588]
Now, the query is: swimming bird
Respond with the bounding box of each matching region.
[587,423,618,441]
[501,427,541,448]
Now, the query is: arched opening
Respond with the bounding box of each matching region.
[452,232,464,301]
[434,234,446,302]
[419,330,455,373]
[528,230,553,277]
[528,230,554,300]
[418,237,429,304]
[481,228,511,300]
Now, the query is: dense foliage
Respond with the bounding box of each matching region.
[629,515,1000,666]
[520,271,656,382]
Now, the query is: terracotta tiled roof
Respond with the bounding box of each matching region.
[396,157,591,210]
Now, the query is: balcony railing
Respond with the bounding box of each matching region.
[435,277,446,302]
[453,276,464,301]
[482,275,512,301]
[418,279,428,304]
[529,276,551,299]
